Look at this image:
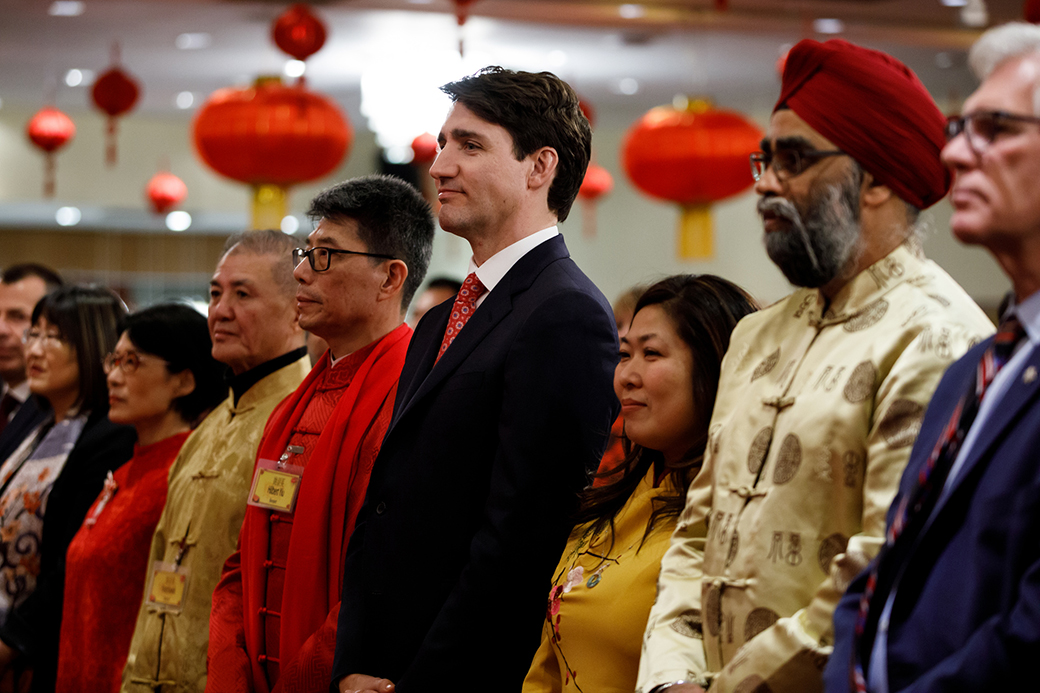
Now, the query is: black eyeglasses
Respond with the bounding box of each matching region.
[749,148,846,182]
[945,110,1040,155]
[292,246,397,273]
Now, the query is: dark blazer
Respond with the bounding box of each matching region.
[826,336,1040,693]
[0,409,136,693]
[331,235,619,690]
[0,396,47,465]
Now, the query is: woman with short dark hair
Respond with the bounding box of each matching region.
[0,285,136,692]
[523,275,758,693]
[55,303,225,691]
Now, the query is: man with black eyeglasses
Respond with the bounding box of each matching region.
[825,22,1040,693]
[206,175,434,693]
[638,39,993,693]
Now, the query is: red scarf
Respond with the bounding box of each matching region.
[239,323,410,688]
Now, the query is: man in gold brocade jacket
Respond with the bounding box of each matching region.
[637,39,995,693]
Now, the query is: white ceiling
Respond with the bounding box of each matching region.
[0,0,1027,129]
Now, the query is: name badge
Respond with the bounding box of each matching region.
[247,446,304,514]
[147,561,190,613]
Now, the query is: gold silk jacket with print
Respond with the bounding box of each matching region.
[637,243,994,693]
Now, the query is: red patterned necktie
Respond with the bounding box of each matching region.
[851,314,1025,692]
[436,272,486,363]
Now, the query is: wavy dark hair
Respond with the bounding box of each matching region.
[441,66,591,223]
[572,274,758,549]
[122,303,227,425]
[31,285,127,415]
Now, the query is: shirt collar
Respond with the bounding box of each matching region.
[7,380,31,403]
[468,226,559,294]
[1007,289,1040,346]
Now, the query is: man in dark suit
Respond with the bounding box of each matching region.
[826,22,1040,692]
[331,67,619,693]
[0,263,63,462]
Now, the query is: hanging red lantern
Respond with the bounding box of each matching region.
[411,133,438,165]
[26,107,75,198]
[272,4,327,61]
[91,44,141,166]
[1027,0,1040,22]
[622,99,762,259]
[146,172,188,214]
[577,164,613,239]
[193,76,352,230]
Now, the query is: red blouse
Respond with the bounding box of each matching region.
[56,431,190,692]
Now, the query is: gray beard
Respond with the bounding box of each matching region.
[759,174,862,289]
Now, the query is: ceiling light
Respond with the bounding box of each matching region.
[961,0,988,27]
[281,215,300,234]
[619,4,645,19]
[284,60,306,78]
[941,0,968,6]
[813,18,845,34]
[48,1,84,17]
[175,91,194,109]
[617,78,639,95]
[175,33,212,50]
[385,145,414,165]
[166,211,192,232]
[64,69,94,87]
[55,207,81,226]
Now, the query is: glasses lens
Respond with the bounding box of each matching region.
[103,354,116,374]
[944,116,963,142]
[773,149,802,178]
[313,248,330,272]
[292,248,306,269]
[968,112,1004,144]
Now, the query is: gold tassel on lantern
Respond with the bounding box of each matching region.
[678,204,713,259]
[252,184,287,231]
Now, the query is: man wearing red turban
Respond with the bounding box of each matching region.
[637,39,994,693]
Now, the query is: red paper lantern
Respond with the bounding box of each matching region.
[622,99,762,259]
[26,107,75,198]
[579,164,613,202]
[454,0,479,55]
[577,164,613,239]
[411,133,438,165]
[273,4,327,61]
[146,172,188,214]
[1027,0,1040,23]
[91,46,141,166]
[193,76,352,229]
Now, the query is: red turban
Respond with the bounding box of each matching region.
[775,38,949,209]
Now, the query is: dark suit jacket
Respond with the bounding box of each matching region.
[0,396,47,465]
[331,235,619,690]
[0,409,136,693]
[826,336,1040,692]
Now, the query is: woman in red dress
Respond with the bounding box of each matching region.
[56,304,226,692]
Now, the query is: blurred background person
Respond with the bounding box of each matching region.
[0,265,63,463]
[122,231,309,693]
[56,303,225,691]
[0,285,136,693]
[406,276,461,328]
[523,274,757,693]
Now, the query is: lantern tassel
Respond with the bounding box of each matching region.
[252,184,288,231]
[44,152,56,198]
[107,116,118,166]
[678,205,714,259]
[582,199,598,239]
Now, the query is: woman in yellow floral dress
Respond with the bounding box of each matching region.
[523,275,757,693]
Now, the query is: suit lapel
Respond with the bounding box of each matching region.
[933,342,1040,512]
[390,235,570,428]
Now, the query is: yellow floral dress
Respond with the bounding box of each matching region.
[523,467,686,693]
